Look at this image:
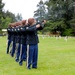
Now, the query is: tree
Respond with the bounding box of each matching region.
[0,0,5,29]
[43,0,74,35]
[15,13,22,21]
[1,16,12,28]
[5,10,17,23]
[34,0,46,21]
[0,0,23,34]
[1,10,23,29]
[69,1,75,35]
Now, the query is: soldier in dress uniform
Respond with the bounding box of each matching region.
[19,20,27,66]
[6,23,13,54]
[10,23,17,57]
[13,22,21,62]
[26,18,46,69]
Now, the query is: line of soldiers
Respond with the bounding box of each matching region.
[6,18,46,69]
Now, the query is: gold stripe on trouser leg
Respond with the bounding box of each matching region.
[9,41,13,53]
[27,44,29,68]
[19,44,22,62]
[15,43,19,58]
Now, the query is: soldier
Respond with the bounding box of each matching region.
[26,18,46,69]
[15,22,22,62]
[19,20,27,66]
[6,23,13,54]
[10,23,17,57]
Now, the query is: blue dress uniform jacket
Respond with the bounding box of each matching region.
[16,27,21,43]
[20,26,27,45]
[26,23,44,45]
[7,28,12,40]
[6,28,12,54]
[26,23,44,69]
[26,25,38,45]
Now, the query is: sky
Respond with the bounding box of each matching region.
[2,0,44,20]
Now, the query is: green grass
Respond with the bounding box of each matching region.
[0,36,75,75]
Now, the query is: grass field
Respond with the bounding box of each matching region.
[0,36,75,75]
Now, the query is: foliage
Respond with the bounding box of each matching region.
[42,18,66,35]
[0,1,23,30]
[15,13,23,22]
[62,29,74,36]
[34,0,75,36]
[69,19,75,32]
[1,16,12,28]
[34,0,46,21]
[4,11,17,23]
[0,0,5,29]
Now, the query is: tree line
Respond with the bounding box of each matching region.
[34,0,75,36]
[0,0,22,34]
[0,0,75,36]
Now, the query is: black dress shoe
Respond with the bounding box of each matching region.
[19,62,23,66]
[32,67,37,69]
[27,67,31,70]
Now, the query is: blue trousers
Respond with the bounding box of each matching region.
[19,44,27,64]
[27,44,38,69]
[6,39,12,54]
[15,43,21,62]
[11,40,16,57]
